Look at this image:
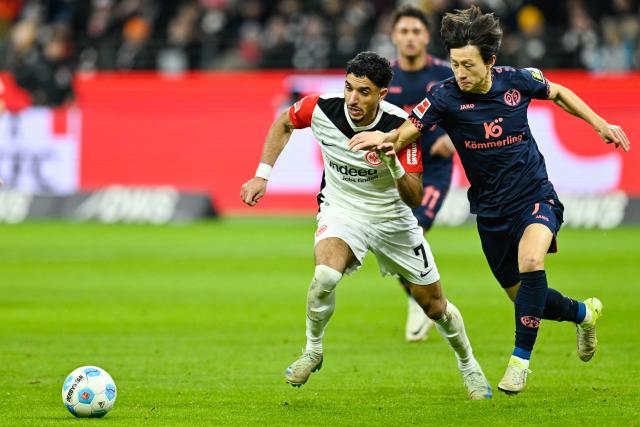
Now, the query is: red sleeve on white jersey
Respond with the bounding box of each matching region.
[397,141,423,173]
[288,95,320,129]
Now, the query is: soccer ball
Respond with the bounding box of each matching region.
[61,366,117,418]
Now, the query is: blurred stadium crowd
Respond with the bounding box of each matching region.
[0,0,638,106]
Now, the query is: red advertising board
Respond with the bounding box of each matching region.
[69,71,640,214]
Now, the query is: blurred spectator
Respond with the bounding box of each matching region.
[259,15,293,69]
[0,0,639,105]
[156,2,201,73]
[6,20,74,106]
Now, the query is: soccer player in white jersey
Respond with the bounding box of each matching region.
[240,51,492,400]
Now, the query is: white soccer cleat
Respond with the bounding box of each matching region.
[460,359,492,400]
[405,297,433,342]
[284,350,323,387]
[498,356,531,395]
[576,297,603,362]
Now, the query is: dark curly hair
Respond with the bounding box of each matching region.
[441,5,503,63]
[345,51,393,89]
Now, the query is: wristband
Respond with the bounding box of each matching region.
[387,161,406,180]
[255,163,272,180]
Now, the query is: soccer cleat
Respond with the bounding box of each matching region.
[498,356,531,395]
[284,350,323,387]
[460,359,492,400]
[405,297,434,342]
[576,297,603,362]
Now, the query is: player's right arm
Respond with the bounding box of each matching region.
[240,110,296,207]
[349,95,439,153]
[348,119,421,153]
[241,95,319,207]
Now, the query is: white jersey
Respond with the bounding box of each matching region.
[288,94,422,221]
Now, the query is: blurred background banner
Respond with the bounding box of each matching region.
[1,70,640,224]
[1,1,639,225]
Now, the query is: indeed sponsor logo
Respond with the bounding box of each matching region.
[464,133,524,150]
[329,160,377,177]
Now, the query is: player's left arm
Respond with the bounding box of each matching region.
[376,142,423,208]
[547,82,630,151]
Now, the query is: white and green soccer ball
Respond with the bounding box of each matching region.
[62,366,117,418]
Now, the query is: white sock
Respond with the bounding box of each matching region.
[305,265,342,354]
[434,301,474,368]
[581,304,592,325]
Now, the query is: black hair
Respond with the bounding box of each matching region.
[440,5,503,63]
[345,51,393,88]
[392,4,430,31]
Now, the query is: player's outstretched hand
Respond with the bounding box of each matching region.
[240,177,267,207]
[597,122,631,152]
[348,130,386,152]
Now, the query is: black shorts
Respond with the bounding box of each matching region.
[412,178,451,231]
[476,198,564,288]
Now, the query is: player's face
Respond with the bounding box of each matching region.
[392,17,429,59]
[344,74,387,125]
[449,45,495,93]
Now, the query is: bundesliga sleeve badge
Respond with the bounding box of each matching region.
[525,67,545,83]
[413,98,431,119]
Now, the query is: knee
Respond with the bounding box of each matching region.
[424,300,446,320]
[410,285,446,319]
[518,252,544,272]
[308,265,342,302]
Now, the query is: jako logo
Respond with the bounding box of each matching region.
[293,99,303,113]
[484,118,504,139]
[520,316,540,328]
[460,103,475,110]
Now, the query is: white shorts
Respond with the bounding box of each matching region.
[314,207,440,285]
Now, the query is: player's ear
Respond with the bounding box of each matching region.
[379,87,388,100]
[391,28,398,46]
[486,54,496,69]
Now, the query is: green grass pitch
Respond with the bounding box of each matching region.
[1,219,639,426]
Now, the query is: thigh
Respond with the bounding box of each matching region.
[314,237,356,274]
[412,179,451,231]
[518,223,554,264]
[314,208,368,275]
[370,218,440,285]
[476,216,520,288]
[408,280,444,302]
[513,198,564,253]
